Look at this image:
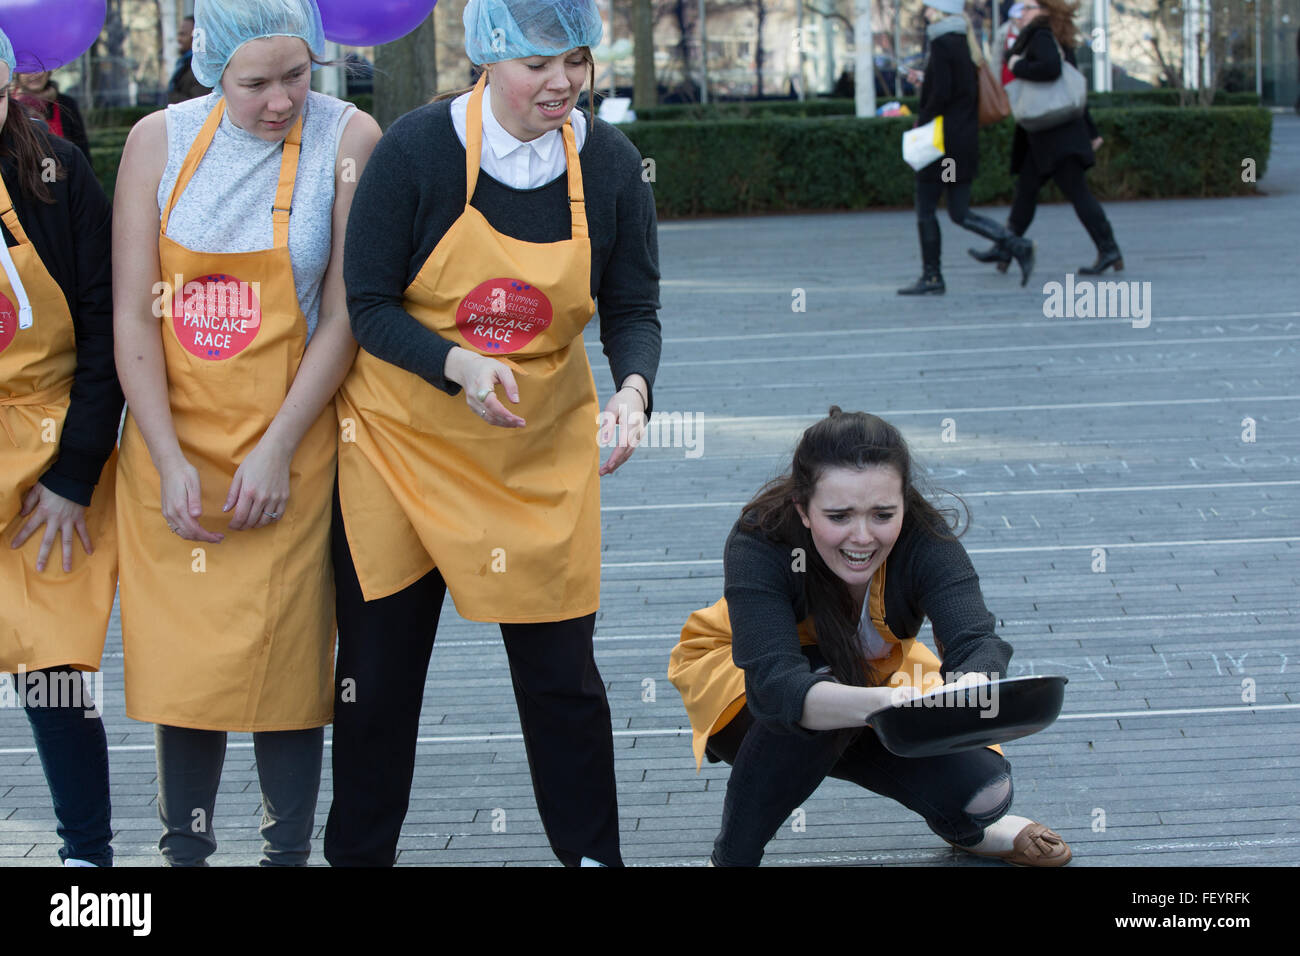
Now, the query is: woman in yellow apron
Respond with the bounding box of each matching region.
[325,0,661,867]
[112,0,379,865]
[669,409,1072,866]
[0,29,120,868]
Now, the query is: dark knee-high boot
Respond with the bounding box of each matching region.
[960,212,1035,286]
[1078,217,1124,274]
[898,220,945,295]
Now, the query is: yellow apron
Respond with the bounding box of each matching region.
[116,102,335,731]
[336,73,601,623]
[668,563,1001,769]
[0,176,117,673]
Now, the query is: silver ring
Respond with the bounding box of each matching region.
[167,525,179,534]
[264,511,280,520]
[476,387,491,403]
[478,407,486,417]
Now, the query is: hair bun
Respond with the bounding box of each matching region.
[828,405,843,417]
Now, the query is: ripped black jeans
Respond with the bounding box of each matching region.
[707,704,1013,866]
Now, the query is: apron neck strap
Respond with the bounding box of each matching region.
[465,73,589,241]
[161,99,305,248]
[0,175,32,247]
[868,563,901,643]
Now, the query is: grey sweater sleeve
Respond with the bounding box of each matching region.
[343,118,462,395]
[898,525,1014,680]
[596,153,662,413]
[723,523,833,734]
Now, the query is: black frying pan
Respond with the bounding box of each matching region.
[869,675,1068,758]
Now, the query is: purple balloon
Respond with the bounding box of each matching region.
[318,0,438,47]
[0,0,107,72]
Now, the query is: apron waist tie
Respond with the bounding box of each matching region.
[0,380,73,446]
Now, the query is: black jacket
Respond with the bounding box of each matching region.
[723,513,1014,734]
[1006,17,1099,175]
[1,131,122,506]
[916,30,979,185]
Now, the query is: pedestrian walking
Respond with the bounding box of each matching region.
[899,0,1035,295]
[980,0,1123,275]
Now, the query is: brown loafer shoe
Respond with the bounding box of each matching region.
[952,823,1072,867]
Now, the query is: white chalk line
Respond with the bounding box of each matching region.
[603,480,1300,512]
[667,395,1298,423]
[585,311,1300,347]
[601,536,1300,568]
[655,335,1300,369]
[3,704,1296,758]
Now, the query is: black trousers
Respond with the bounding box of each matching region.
[707,706,1013,866]
[323,487,621,867]
[1009,151,1112,246]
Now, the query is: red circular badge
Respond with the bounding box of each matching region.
[0,291,18,356]
[455,278,553,355]
[172,274,262,361]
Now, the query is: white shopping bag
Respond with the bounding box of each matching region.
[902,116,945,171]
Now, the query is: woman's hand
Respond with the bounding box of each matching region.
[224,435,292,531]
[159,456,223,543]
[9,484,93,573]
[598,382,647,476]
[1091,136,1104,151]
[445,346,526,428]
[799,681,921,730]
[1007,53,1023,72]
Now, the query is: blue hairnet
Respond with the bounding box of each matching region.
[464,0,604,64]
[0,27,15,76]
[191,0,325,90]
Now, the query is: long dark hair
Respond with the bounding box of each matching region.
[1025,0,1083,48]
[1,92,65,204]
[740,406,968,689]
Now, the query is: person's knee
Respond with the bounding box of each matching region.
[963,772,1014,826]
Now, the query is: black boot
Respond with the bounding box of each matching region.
[961,213,1035,286]
[1079,238,1124,274]
[1079,218,1123,274]
[968,242,1011,272]
[899,221,944,295]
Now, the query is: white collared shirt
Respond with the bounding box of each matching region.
[450,83,587,191]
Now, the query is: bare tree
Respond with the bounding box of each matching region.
[373,14,438,130]
[634,0,657,108]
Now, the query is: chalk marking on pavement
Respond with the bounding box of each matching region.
[600,536,1300,568]
[602,480,1300,511]
[662,395,1298,424]
[4,705,1298,757]
[587,310,1300,347]
[655,336,1300,369]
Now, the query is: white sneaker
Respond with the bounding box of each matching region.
[63,858,98,867]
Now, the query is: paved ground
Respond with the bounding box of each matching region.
[3,114,1297,868]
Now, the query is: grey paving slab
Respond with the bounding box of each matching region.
[3,114,1298,869]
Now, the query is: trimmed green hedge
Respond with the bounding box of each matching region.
[632,89,1260,122]
[621,106,1272,217]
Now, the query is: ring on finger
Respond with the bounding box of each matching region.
[475,386,491,403]
[264,511,281,520]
